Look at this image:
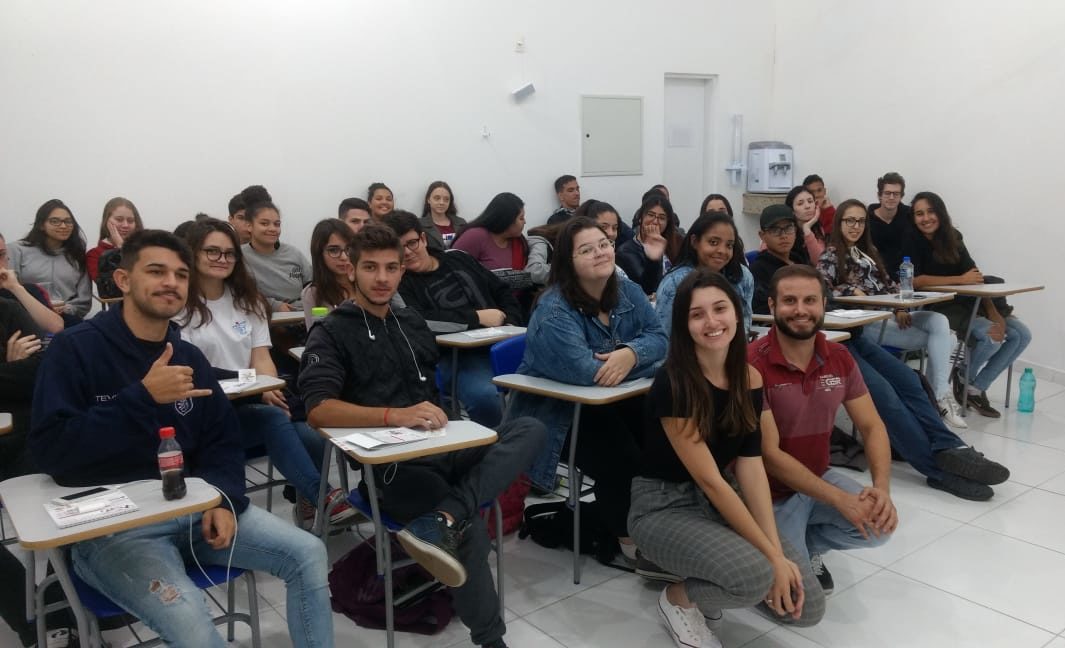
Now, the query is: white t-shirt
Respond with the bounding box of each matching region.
[179,286,272,371]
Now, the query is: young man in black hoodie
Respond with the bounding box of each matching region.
[29,230,333,648]
[300,224,546,648]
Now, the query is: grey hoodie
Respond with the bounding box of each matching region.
[6,242,91,317]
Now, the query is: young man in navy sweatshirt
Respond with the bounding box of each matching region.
[29,230,333,648]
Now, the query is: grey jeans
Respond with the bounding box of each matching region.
[629,476,825,627]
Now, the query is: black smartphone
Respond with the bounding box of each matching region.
[58,486,110,502]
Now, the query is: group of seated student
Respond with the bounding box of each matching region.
[0,172,1034,648]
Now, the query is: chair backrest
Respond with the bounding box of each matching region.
[490,334,527,376]
[745,249,759,265]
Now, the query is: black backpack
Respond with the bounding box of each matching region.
[518,500,621,566]
[95,248,123,299]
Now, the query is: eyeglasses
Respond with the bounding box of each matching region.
[573,239,614,258]
[764,223,796,236]
[401,237,423,252]
[324,245,350,259]
[881,191,903,198]
[46,218,74,228]
[643,212,668,223]
[201,247,237,263]
[842,218,867,228]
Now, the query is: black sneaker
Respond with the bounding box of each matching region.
[935,447,1010,485]
[926,474,993,501]
[951,367,967,406]
[481,638,508,648]
[966,391,1001,419]
[810,554,834,595]
[397,512,468,587]
[635,551,682,583]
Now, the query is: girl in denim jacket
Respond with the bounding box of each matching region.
[506,217,668,557]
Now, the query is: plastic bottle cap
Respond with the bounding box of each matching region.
[902,257,911,262]
[311,307,329,317]
[159,427,176,439]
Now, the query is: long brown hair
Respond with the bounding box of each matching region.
[22,199,88,272]
[309,218,355,309]
[180,218,270,328]
[826,199,890,286]
[911,191,963,264]
[549,217,618,315]
[666,268,756,440]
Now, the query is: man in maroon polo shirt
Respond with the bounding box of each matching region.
[748,264,897,595]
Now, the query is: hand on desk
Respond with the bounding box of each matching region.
[202,507,236,549]
[142,343,213,404]
[959,268,984,285]
[476,308,506,328]
[275,302,295,313]
[392,401,448,430]
[593,347,637,387]
[262,389,290,416]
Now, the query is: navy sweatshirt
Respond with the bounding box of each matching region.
[29,304,248,513]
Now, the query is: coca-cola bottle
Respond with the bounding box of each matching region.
[158,427,187,500]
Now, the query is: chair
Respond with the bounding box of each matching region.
[41,560,261,648]
[745,250,759,265]
[243,446,287,512]
[490,335,526,412]
[346,489,504,647]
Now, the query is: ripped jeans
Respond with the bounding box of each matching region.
[70,505,332,648]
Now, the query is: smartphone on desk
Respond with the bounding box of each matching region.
[52,486,111,506]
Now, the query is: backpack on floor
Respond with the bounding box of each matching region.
[483,477,530,539]
[518,500,619,566]
[328,534,453,635]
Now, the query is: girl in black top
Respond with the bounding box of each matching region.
[628,269,821,647]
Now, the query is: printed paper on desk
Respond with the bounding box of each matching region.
[336,427,442,450]
[463,327,503,339]
[829,309,875,318]
[44,490,139,529]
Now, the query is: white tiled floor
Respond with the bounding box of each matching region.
[5,375,1065,647]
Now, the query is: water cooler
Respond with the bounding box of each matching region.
[746,141,793,193]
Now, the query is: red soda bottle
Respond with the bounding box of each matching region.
[158,427,187,500]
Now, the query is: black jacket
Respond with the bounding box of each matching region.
[867,203,913,280]
[397,248,523,329]
[615,238,665,295]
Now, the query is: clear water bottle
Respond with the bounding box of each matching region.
[158,427,187,500]
[899,257,914,300]
[1018,368,1036,413]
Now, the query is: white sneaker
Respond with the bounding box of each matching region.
[939,397,969,429]
[658,586,722,648]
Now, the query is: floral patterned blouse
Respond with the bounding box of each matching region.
[817,244,898,297]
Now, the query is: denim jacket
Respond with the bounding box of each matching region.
[655,264,754,336]
[506,278,668,490]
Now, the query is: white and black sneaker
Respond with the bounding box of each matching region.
[811,553,834,595]
[658,586,721,648]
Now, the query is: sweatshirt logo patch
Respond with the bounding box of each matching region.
[289,265,302,280]
[304,353,320,364]
[175,398,194,416]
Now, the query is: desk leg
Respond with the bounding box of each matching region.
[450,348,460,418]
[567,404,583,585]
[313,441,332,538]
[45,549,92,648]
[952,299,982,416]
[877,318,888,345]
[362,467,395,648]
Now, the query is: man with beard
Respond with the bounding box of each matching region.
[29,230,333,648]
[300,224,545,648]
[748,264,897,596]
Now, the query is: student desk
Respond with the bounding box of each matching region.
[924,283,1045,412]
[833,291,956,310]
[490,374,652,583]
[752,310,891,330]
[750,326,850,344]
[288,346,305,362]
[0,413,11,435]
[223,375,287,400]
[314,421,497,648]
[91,295,122,311]
[0,475,220,647]
[435,326,527,416]
[269,310,306,326]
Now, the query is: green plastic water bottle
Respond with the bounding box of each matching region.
[1017,368,1036,413]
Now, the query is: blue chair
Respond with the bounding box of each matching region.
[44,561,261,647]
[745,250,759,265]
[490,335,526,413]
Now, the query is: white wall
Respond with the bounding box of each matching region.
[0,0,775,252]
[770,0,1065,375]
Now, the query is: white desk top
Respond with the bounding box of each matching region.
[0,475,220,549]
[924,283,1045,297]
[288,346,305,361]
[492,374,653,405]
[436,326,526,348]
[270,310,306,326]
[753,310,890,329]
[223,375,287,400]
[833,292,956,308]
[750,326,850,343]
[320,420,497,465]
[0,412,11,435]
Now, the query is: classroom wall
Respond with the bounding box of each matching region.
[769,0,1065,376]
[0,0,775,253]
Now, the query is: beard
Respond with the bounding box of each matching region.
[354,282,393,307]
[773,312,824,341]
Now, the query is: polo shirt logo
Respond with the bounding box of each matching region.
[819,375,842,389]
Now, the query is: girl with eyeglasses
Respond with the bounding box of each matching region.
[817,199,967,428]
[617,195,683,296]
[86,197,144,281]
[240,201,311,312]
[180,218,355,530]
[507,217,667,559]
[302,219,356,329]
[7,199,91,323]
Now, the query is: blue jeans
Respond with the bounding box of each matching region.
[846,335,964,480]
[438,348,502,428]
[966,316,1032,392]
[773,469,891,559]
[71,505,332,648]
[879,310,953,400]
[237,403,329,502]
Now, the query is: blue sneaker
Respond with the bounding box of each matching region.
[397,512,467,587]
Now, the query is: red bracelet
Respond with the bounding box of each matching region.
[384,408,391,426]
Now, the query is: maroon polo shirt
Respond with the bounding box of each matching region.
[748,328,867,500]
